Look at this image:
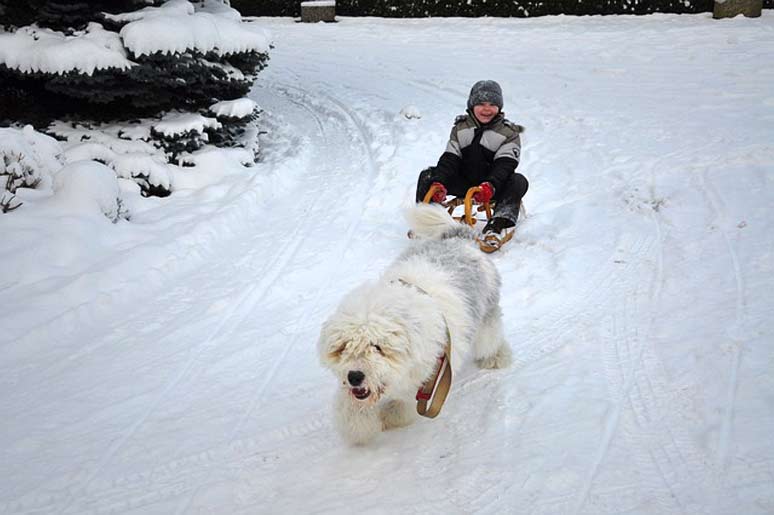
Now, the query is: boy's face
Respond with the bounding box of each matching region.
[472,102,500,124]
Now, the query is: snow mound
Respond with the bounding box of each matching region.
[0,23,133,76]
[54,161,126,222]
[118,0,271,57]
[102,0,195,23]
[400,105,422,119]
[63,142,173,194]
[182,146,255,168]
[195,0,243,20]
[153,113,222,138]
[209,98,258,120]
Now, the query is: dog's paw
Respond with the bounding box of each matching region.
[380,400,415,431]
[476,344,512,369]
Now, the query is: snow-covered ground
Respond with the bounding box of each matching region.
[2,12,774,514]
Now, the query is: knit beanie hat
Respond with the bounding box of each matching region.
[467,80,503,110]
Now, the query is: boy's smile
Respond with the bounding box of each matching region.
[473,102,500,124]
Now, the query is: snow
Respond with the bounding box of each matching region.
[53,161,126,222]
[152,113,222,137]
[0,0,270,75]
[399,104,422,119]
[0,126,62,191]
[209,98,258,119]
[2,11,774,515]
[119,1,271,57]
[102,0,196,22]
[0,23,133,75]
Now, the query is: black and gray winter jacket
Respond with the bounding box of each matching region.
[434,112,523,193]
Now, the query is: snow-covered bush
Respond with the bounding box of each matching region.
[0,126,62,212]
[0,0,270,196]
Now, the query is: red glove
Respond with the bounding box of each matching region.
[430,182,447,203]
[473,182,494,203]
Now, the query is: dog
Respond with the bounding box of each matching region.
[317,203,512,445]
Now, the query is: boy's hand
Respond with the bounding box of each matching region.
[430,182,447,203]
[473,182,494,203]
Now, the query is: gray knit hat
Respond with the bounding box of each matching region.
[467,80,503,110]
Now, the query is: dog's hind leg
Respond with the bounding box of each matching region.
[380,399,415,431]
[474,305,512,369]
[334,390,382,445]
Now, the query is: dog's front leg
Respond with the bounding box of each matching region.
[380,399,416,431]
[334,389,381,445]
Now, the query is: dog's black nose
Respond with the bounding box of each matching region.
[347,370,365,386]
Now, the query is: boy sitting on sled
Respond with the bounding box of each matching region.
[415,80,529,241]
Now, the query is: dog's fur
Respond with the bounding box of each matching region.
[318,203,512,445]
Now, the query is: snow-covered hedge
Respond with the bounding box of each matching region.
[234,0,772,17]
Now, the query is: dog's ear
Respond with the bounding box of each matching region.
[318,320,348,365]
[326,341,348,362]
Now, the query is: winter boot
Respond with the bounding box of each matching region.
[482,217,515,235]
[479,217,515,253]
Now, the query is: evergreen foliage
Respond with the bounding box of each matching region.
[232,0,771,17]
[0,0,270,197]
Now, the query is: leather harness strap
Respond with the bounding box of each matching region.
[393,278,454,419]
[415,328,452,419]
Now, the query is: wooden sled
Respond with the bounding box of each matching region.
[423,184,516,253]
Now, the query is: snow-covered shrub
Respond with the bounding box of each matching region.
[0,126,63,212]
[48,108,261,197]
[0,0,271,196]
[207,98,262,161]
[150,113,222,161]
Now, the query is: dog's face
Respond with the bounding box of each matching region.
[318,311,412,404]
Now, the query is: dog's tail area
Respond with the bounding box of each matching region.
[406,203,477,241]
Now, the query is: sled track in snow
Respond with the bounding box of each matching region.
[172,82,384,514]
[224,79,381,435]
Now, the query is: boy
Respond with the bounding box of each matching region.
[415,80,528,240]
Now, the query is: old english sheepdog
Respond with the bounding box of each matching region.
[318,203,512,445]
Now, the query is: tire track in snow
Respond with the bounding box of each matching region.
[696,168,748,474]
[569,173,740,514]
[571,269,651,515]
[508,232,655,372]
[23,414,331,515]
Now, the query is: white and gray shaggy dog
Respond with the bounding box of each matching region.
[318,203,512,445]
